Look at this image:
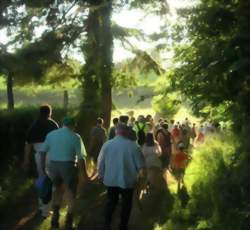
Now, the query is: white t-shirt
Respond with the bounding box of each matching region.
[142,144,162,169]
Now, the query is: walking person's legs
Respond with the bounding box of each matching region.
[49,162,64,229]
[105,187,119,230]
[51,184,64,228]
[119,188,134,230]
[60,162,78,230]
[34,144,51,217]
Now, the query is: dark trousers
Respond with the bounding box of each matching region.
[105,187,134,230]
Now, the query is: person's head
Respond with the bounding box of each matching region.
[127,110,134,117]
[39,104,52,118]
[112,117,119,126]
[63,116,76,130]
[161,123,168,131]
[119,115,129,125]
[146,114,152,122]
[158,118,163,124]
[177,142,185,150]
[97,117,104,126]
[145,133,155,146]
[137,115,145,123]
[170,119,175,124]
[130,117,136,123]
[116,123,128,136]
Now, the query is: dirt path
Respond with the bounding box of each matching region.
[8,171,177,230]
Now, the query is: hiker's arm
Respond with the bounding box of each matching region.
[40,151,47,176]
[76,137,89,181]
[97,145,106,180]
[39,136,50,176]
[134,146,146,178]
[155,144,162,156]
[78,159,89,181]
[138,167,146,179]
[23,142,32,170]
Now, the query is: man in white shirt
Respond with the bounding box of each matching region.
[97,124,145,230]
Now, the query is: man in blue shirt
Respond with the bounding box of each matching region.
[97,124,145,230]
[40,116,89,230]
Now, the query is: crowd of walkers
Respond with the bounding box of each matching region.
[23,104,221,230]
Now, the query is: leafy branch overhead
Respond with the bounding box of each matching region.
[170,0,250,119]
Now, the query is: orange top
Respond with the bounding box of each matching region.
[197,132,204,143]
[173,150,188,169]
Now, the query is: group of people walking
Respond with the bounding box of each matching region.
[23,105,219,230]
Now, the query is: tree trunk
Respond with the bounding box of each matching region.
[78,2,103,142]
[78,0,113,141]
[7,72,14,110]
[63,90,69,110]
[99,0,113,129]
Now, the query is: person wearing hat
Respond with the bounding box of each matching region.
[40,116,89,230]
[24,104,59,217]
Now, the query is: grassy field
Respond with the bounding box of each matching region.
[0,87,156,117]
[0,86,202,126]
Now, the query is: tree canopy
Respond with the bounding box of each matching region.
[170,0,250,124]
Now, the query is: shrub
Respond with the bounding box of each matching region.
[183,134,248,230]
[158,133,250,230]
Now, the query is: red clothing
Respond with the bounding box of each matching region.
[171,127,180,139]
[156,131,171,156]
[173,150,188,169]
[197,132,204,143]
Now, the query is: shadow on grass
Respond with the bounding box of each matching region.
[14,211,47,230]
[134,180,174,230]
[75,179,174,230]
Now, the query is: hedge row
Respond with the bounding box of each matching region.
[0,107,73,170]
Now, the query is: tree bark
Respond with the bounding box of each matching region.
[99,0,113,129]
[7,72,14,110]
[78,0,113,141]
[63,89,69,110]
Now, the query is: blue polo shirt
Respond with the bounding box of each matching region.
[41,127,87,162]
[97,135,145,189]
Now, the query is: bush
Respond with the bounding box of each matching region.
[158,133,250,230]
[183,134,249,230]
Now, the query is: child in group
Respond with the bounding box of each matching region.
[171,142,189,193]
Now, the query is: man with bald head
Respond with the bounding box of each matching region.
[97,124,145,230]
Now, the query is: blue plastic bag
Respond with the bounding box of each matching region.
[35,176,52,204]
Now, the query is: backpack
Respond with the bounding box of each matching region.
[136,123,146,146]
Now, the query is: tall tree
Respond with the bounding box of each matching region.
[170,0,250,129]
